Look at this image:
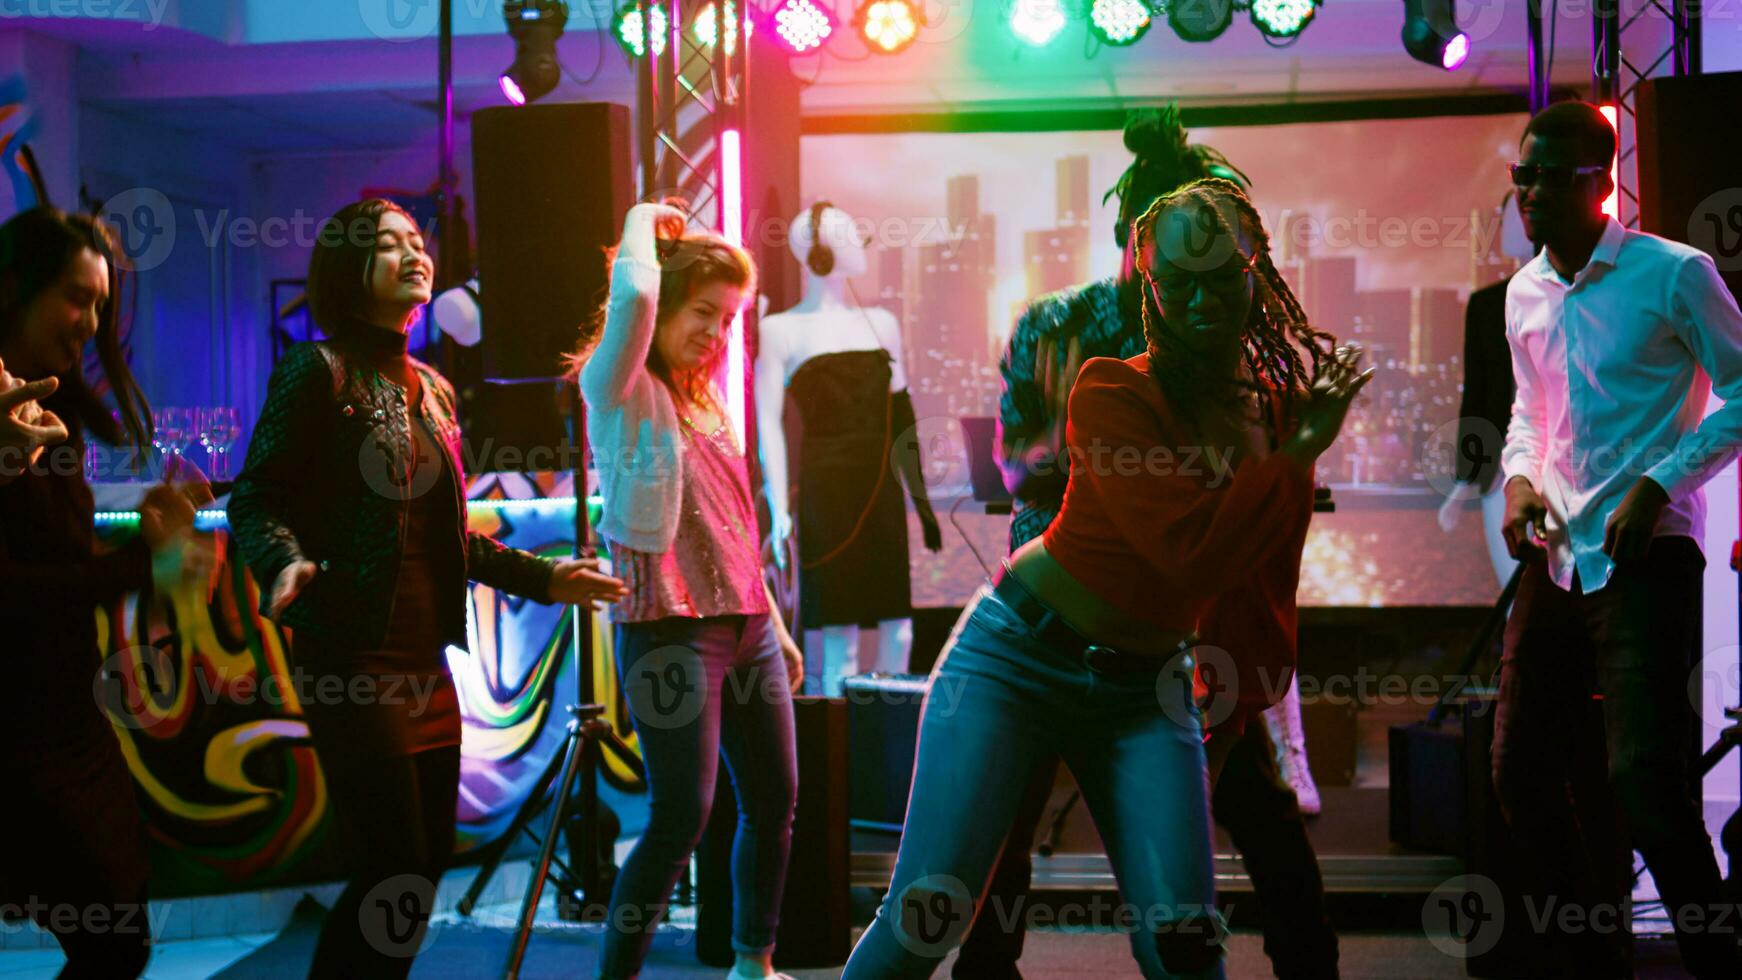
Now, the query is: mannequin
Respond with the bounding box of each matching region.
[756,202,941,695]
[1438,192,1536,589]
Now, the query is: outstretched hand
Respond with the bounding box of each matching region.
[0,358,68,482]
[548,557,630,611]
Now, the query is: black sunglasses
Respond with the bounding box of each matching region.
[1508,162,1607,189]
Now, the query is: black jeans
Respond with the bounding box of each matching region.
[954,717,1339,979]
[1492,536,1737,980]
[307,742,460,979]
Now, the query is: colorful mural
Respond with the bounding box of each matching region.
[0,75,42,216]
[93,473,643,899]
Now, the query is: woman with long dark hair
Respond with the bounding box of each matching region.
[575,201,803,980]
[0,206,208,978]
[842,178,1369,979]
[229,198,627,978]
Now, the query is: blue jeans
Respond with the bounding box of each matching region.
[598,614,798,980]
[842,586,1226,980]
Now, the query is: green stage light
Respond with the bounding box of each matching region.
[1010,0,1068,45]
[1251,0,1316,38]
[1089,0,1152,45]
[613,1,668,58]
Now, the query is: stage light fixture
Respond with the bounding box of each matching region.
[694,1,749,54]
[501,0,568,105]
[856,0,920,53]
[773,0,835,51]
[613,1,668,58]
[1165,0,1232,42]
[1010,0,1067,46]
[1402,0,1469,70]
[1251,0,1315,38]
[1089,0,1151,45]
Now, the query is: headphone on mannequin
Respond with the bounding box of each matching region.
[805,199,835,277]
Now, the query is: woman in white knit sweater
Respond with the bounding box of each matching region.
[575,201,805,980]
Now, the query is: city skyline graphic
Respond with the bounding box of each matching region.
[801,114,1530,605]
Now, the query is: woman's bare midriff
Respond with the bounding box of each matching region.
[1005,539,1195,656]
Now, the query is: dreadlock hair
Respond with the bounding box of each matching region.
[1104,105,1250,250]
[1132,177,1334,438]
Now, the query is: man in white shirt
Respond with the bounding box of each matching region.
[1495,100,1742,979]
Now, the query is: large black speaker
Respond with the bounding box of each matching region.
[472,102,634,381]
[1637,71,1742,303]
[695,695,851,968]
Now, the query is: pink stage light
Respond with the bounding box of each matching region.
[499,74,527,105]
[773,0,834,52]
[1599,103,1619,219]
[1441,32,1469,70]
[722,127,746,436]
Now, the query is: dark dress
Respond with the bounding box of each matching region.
[0,406,153,976]
[788,349,912,628]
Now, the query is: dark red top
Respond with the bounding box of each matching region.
[1041,355,1314,733]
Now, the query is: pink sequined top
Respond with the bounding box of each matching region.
[608,420,770,622]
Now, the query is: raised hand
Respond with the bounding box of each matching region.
[1283,344,1374,465]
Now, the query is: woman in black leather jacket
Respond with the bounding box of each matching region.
[230,198,626,978]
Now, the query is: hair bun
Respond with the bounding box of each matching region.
[1122,105,1190,168]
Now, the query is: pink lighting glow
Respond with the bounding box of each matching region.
[722,127,746,435]
[1599,103,1619,219]
[499,74,527,105]
[1441,32,1468,71]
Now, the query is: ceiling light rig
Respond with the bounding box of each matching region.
[1088,0,1153,46]
[856,0,921,53]
[773,0,836,52]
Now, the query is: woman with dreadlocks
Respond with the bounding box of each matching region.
[842,178,1368,980]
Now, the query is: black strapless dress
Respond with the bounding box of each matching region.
[788,349,913,628]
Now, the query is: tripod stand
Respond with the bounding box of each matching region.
[452,385,646,979]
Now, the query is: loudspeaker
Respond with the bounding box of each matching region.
[472,102,634,381]
[844,673,928,832]
[695,695,851,968]
[1636,71,1742,302]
